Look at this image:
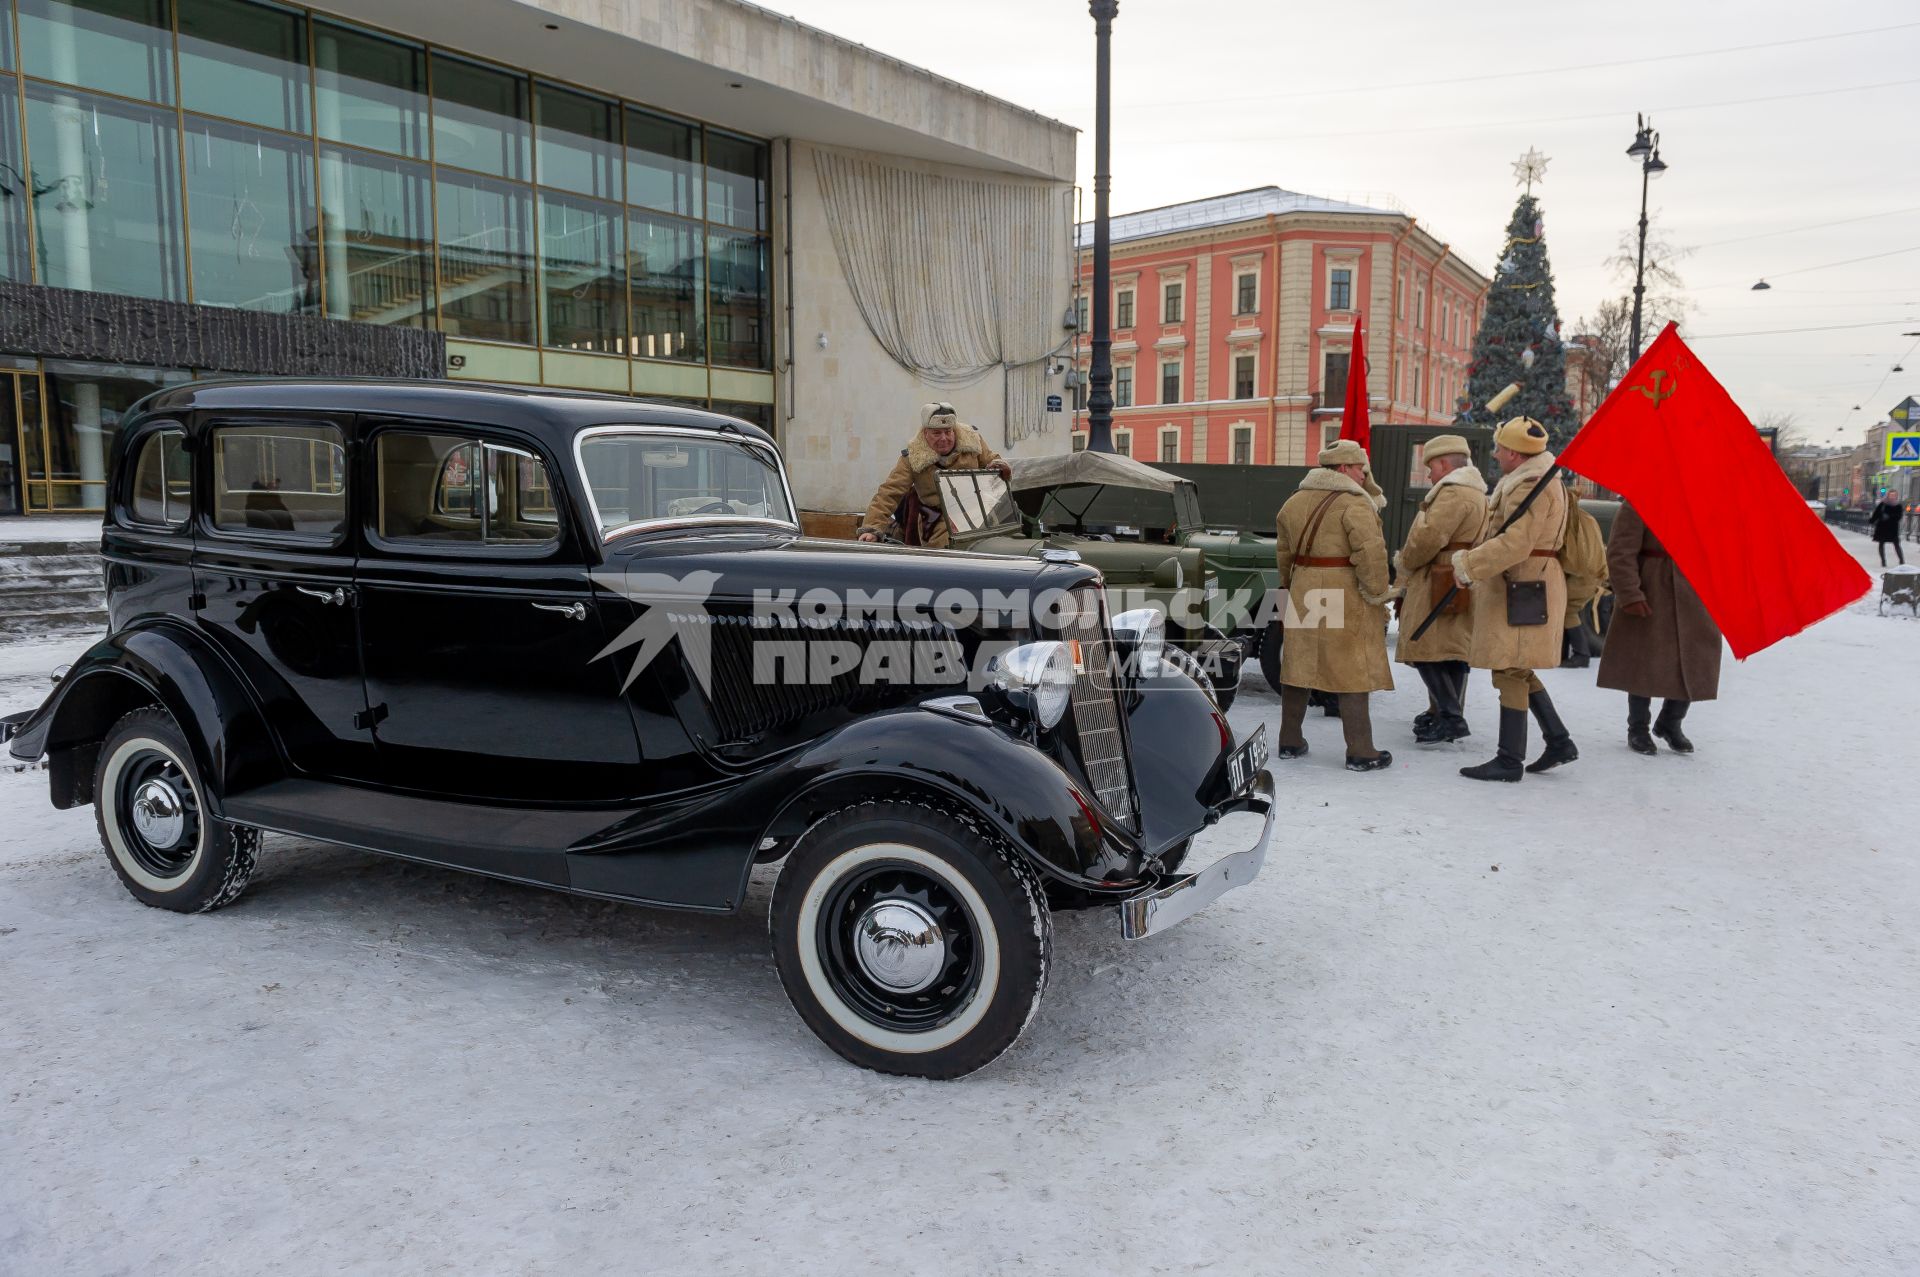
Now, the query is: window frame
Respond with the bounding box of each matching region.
[117,421,193,532]
[199,415,352,548]
[1233,352,1256,401]
[1328,266,1353,313]
[1115,287,1135,329]
[1114,364,1134,408]
[1158,427,1180,464]
[1231,424,1254,466]
[1159,359,1181,406]
[362,423,570,559]
[1234,271,1258,315]
[1162,280,1183,324]
[1113,428,1132,458]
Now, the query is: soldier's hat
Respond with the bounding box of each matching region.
[1422,434,1471,463]
[1317,438,1369,467]
[1494,416,1550,455]
[919,402,960,431]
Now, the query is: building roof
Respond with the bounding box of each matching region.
[1078,187,1402,245]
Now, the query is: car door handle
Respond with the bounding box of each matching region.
[296,586,350,607]
[532,601,588,621]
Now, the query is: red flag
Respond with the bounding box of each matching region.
[1338,315,1371,453]
[1557,323,1869,659]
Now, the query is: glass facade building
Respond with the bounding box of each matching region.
[0,0,774,514]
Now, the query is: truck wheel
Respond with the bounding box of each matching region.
[95,707,259,914]
[1259,620,1284,693]
[770,800,1051,1079]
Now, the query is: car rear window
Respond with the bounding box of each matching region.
[211,423,346,538]
[127,429,190,527]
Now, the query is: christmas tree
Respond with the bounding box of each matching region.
[1457,152,1577,446]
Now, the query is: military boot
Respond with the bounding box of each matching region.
[1654,699,1694,754]
[1460,707,1526,782]
[1411,664,1441,740]
[1418,663,1472,743]
[1627,695,1659,755]
[1339,695,1392,772]
[1276,684,1310,760]
[1523,689,1578,773]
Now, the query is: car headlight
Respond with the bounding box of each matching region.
[1111,607,1165,678]
[989,640,1074,730]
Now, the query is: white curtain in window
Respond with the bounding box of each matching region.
[811,147,1068,444]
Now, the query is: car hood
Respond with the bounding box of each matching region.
[594,528,1099,607]
[965,532,1202,584]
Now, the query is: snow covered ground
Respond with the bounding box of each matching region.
[2,532,1914,1276]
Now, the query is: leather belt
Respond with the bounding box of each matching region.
[1640,547,1670,559]
[1295,556,1353,568]
[1529,548,1559,558]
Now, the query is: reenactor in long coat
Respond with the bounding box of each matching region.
[1273,439,1395,772]
[1448,417,1578,782]
[1596,503,1723,754]
[1558,485,1608,669]
[1393,434,1487,743]
[858,403,1010,548]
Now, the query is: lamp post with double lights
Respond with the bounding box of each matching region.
[1625,114,1668,364]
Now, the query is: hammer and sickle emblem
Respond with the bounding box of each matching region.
[1632,369,1676,407]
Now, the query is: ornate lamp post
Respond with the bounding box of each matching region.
[1625,114,1668,364]
[1084,0,1119,453]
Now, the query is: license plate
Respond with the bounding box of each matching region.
[1226,724,1267,795]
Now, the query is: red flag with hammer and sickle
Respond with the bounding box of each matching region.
[1557,323,1870,659]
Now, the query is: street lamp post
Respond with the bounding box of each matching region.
[1625,114,1668,365]
[1084,0,1118,453]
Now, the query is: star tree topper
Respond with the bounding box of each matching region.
[1512,147,1550,193]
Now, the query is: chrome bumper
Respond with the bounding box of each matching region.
[1117,769,1275,940]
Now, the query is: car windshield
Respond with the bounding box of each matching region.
[938,470,1018,535]
[576,431,794,537]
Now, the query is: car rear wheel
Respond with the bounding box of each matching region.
[95,707,258,913]
[770,800,1051,1079]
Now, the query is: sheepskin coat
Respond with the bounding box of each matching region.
[1450,450,1567,672]
[1393,464,1487,666]
[859,424,1004,548]
[1274,468,1394,693]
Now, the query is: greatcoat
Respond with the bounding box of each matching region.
[1274,468,1394,693]
[1451,449,1567,672]
[859,424,1005,548]
[1596,503,1723,701]
[1393,464,1488,665]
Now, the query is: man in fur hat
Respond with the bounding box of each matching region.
[858,403,1012,548]
[1272,438,1395,772]
[1448,417,1578,782]
[1393,434,1487,743]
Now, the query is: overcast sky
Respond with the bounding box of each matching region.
[782,0,1918,446]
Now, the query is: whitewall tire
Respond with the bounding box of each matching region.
[95,707,258,913]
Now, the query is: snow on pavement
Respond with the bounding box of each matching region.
[0,531,1914,1275]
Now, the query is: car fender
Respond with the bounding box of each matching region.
[7,621,282,812]
[563,705,1142,914]
[1122,658,1242,854]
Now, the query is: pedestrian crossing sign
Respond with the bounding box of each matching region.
[1889,432,1920,466]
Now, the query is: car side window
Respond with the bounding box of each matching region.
[127,429,191,528]
[376,431,559,547]
[210,423,347,539]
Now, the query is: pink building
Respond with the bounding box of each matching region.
[1070,187,1491,466]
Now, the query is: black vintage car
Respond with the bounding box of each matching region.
[3,380,1273,1079]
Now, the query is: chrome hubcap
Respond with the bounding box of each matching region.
[131,779,187,850]
[851,899,946,994]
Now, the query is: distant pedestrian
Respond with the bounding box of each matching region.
[1870,492,1905,565]
[1597,503,1722,755]
[1273,439,1395,771]
[1392,434,1486,743]
[1449,417,1577,782]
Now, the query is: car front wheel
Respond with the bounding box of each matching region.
[770,800,1051,1079]
[95,707,259,913]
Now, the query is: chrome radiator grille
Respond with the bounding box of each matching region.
[1061,586,1134,822]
